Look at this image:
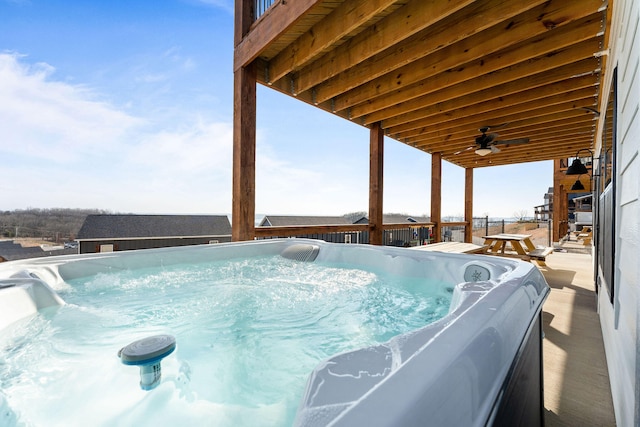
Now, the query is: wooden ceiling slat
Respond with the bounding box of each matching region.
[311,0,548,104]
[243,0,609,169]
[384,76,598,136]
[267,0,399,83]
[408,100,597,145]
[351,36,602,120]
[452,138,593,161]
[402,105,593,146]
[420,117,596,148]
[443,129,596,155]
[323,0,602,109]
[452,144,593,168]
[368,59,598,126]
[391,90,597,140]
[293,0,476,94]
[338,14,603,114]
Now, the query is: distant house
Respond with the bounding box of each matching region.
[258,214,431,246]
[353,214,431,225]
[0,241,75,262]
[76,214,232,253]
[354,214,431,246]
[0,241,44,262]
[259,215,352,227]
[258,215,357,243]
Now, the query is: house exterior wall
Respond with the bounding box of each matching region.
[78,236,232,254]
[597,0,640,425]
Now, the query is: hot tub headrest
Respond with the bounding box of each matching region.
[280,244,320,262]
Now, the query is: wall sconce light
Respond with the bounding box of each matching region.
[565,148,599,191]
[570,180,586,191]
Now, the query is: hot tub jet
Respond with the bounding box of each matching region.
[118,334,176,390]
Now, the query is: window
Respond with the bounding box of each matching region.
[596,68,616,304]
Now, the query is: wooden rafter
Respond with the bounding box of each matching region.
[242,0,608,169]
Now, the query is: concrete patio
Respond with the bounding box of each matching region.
[539,247,616,426]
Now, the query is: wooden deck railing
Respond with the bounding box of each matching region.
[255,222,474,245]
[254,0,276,20]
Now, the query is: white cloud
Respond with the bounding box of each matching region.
[0,52,234,213]
[187,0,233,13]
[255,140,368,215]
[0,52,141,162]
[128,119,233,174]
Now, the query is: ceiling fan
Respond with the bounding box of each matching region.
[455,127,530,156]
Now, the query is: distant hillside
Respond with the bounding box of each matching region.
[0,208,113,241]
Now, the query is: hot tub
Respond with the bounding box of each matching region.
[0,239,548,426]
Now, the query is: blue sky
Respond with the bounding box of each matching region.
[0,0,552,219]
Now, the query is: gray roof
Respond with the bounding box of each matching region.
[76,215,231,240]
[0,240,76,261]
[353,214,431,224]
[259,215,352,227]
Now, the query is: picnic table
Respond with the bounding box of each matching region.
[482,233,553,266]
[410,241,488,254]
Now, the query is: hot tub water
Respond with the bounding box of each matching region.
[0,255,453,427]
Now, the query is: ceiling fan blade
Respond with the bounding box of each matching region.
[484,122,509,130]
[454,146,474,155]
[494,138,530,145]
[490,145,501,154]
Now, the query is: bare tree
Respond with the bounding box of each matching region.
[513,209,529,221]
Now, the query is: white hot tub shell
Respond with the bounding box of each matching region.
[0,239,549,427]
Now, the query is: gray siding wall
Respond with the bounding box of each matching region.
[597,1,640,425]
[79,236,232,254]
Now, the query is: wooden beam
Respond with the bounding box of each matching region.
[312,0,548,104]
[316,0,599,110]
[234,0,323,71]
[335,12,603,113]
[447,132,594,155]
[405,98,597,145]
[384,76,598,135]
[465,168,473,243]
[431,152,442,242]
[232,62,257,241]
[369,122,384,245]
[411,110,596,147]
[369,57,598,126]
[391,88,598,139]
[451,143,593,169]
[451,141,594,165]
[431,130,594,162]
[350,36,601,124]
[416,119,596,153]
[294,0,476,94]
[267,0,397,83]
[408,99,598,145]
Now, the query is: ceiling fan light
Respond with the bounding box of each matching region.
[571,179,586,191]
[566,158,588,175]
[475,147,492,156]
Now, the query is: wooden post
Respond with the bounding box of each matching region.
[431,152,442,242]
[552,159,562,243]
[232,0,257,241]
[464,167,473,243]
[369,122,384,245]
[559,184,568,238]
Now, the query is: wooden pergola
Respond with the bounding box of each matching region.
[232,0,610,243]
